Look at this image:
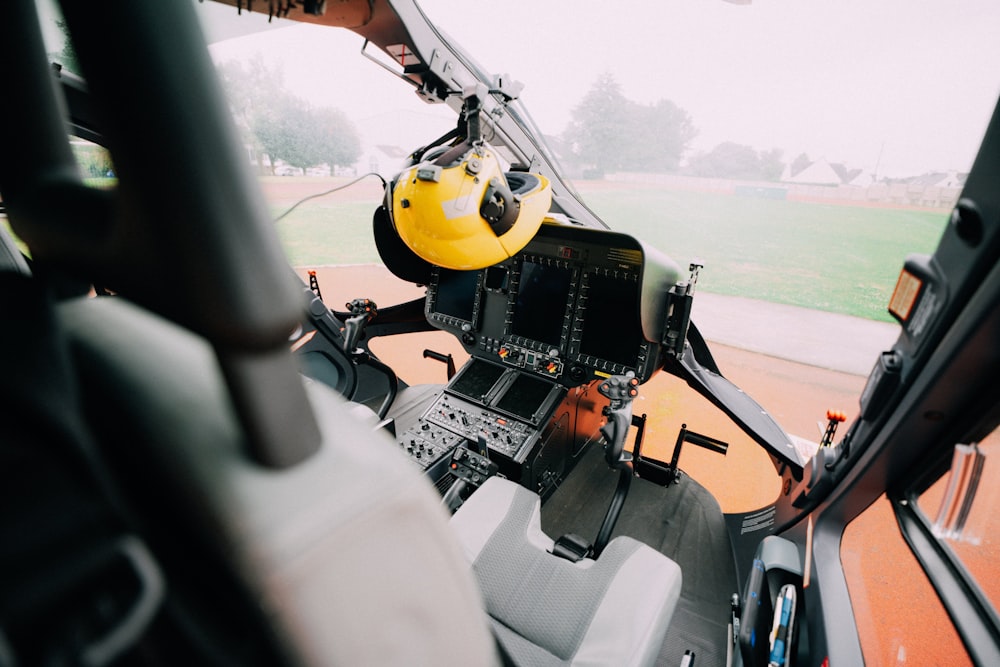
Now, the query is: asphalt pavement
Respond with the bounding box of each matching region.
[690,292,900,377]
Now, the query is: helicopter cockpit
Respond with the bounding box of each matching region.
[5,0,1000,665]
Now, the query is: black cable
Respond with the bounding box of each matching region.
[272,171,388,222]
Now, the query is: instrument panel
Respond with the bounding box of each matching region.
[425,222,682,387]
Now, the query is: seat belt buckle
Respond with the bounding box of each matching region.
[551,533,592,562]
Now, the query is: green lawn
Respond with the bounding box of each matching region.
[264,180,950,324]
[274,202,381,267]
[3,178,948,324]
[2,179,948,323]
[578,188,948,323]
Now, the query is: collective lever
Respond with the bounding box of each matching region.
[593,373,639,556]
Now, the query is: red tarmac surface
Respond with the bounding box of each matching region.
[301,263,981,666]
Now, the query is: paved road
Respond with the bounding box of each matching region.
[691,292,900,377]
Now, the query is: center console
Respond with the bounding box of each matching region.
[396,357,575,498]
[394,222,682,497]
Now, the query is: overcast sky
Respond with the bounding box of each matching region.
[201,0,1000,178]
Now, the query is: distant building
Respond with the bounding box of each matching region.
[906,170,967,189]
[352,109,454,178]
[845,170,874,187]
[829,162,864,186]
[781,158,841,185]
[780,156,842,185]
[781,157,878,187]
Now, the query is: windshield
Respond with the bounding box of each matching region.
[189,0,999,430]
[30,0,999,457]
[410,0,1000,355]
[417,0,997,179]
[189,0,1000,311]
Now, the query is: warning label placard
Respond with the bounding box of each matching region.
[740,506,776,535]
[888,269,923,322]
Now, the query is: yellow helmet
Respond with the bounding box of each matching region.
[390,142,552,270]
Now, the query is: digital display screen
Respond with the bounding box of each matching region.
[510,260,572,346]
[579,273,643,367]
[484,266,508,291]
[495,373,555,421]
[449,359,506,402]
[433,269,480,322]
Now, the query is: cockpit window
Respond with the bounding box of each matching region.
[196,1,998,323]
[36,0,81,78]
[916,430,1000,615]
[186,0,1000,428]
[199,5,454,272]
[415,0,1000,322]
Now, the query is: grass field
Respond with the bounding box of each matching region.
[274,201,380,268]
[271,177,949,323]
[578,187,949,323]
[0,177,955,322]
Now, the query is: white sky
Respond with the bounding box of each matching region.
[200,0,1000,178]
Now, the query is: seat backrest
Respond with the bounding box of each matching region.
[1,0,316,469]
[0,269,158,665]
[0,1,501,663]
[58,293,500,665]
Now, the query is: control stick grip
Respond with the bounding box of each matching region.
[597,374,638,467]
[442,479,469,513]
[597,373,639,407]
[600,412,630,453]
[342,314,366,352]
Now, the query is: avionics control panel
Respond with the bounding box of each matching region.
[396,357,571,493]
[425,222,681,387]
[423,394,536,460]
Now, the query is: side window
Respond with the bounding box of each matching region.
[914,428,1000,615]
[843,427,1000,665]
[70,137,115,183]
[842,494,972,665]
[201,18,462,388]
[2,136,113,258]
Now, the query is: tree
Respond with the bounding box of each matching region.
[217,55,360,174]
[759,148,785,181]
[686,142,784,181]
[217,55,286,135]
[51,19,81,76]
[310,107,362,169]
[563,73,632,175]
[218,56,288,173]
[252,94,310,172]
[628,99,697,172]
[563,73,696,176]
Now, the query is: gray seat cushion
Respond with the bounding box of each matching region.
[451,476,682,666]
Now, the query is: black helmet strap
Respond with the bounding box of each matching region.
[433,140,474,168]
[480,176,519,236]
